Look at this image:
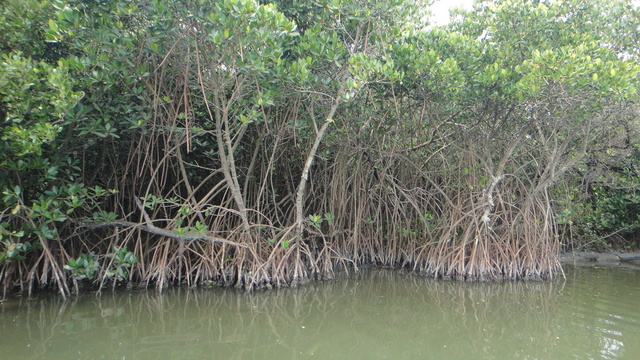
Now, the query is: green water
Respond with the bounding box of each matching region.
[1,265,639,360]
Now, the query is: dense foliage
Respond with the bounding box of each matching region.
[1,0,638,296]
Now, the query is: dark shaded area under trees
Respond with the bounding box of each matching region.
[1,0,639,297]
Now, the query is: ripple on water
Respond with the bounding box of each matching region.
[560,265,640,359]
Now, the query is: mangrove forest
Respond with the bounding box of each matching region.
[1,0,639,297]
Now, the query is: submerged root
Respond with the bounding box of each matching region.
[0,227,562,296]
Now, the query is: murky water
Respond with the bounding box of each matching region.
[2,264,639,360]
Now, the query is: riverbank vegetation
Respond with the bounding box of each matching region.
[1,0,639,297]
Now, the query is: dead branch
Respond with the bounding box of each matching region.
[77,219,247,248]
[76,198,247,248]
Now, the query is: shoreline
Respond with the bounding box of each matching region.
[559,251,640,269]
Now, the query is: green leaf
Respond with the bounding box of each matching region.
[48,19,58,33]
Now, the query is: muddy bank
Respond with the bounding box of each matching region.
[560,251,640,270]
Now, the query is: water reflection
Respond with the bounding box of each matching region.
[1,266,639,360]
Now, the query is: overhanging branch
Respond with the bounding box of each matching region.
[77,220,247,248]
[76,197,248,248]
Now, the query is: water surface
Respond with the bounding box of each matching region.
[2,265,639,359]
